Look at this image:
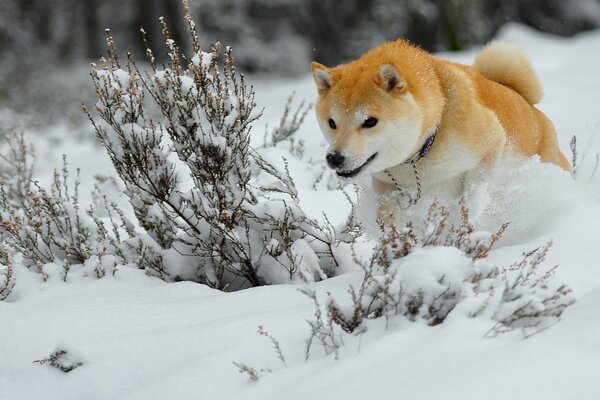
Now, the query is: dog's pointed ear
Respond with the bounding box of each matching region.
[311,62,335,91]
[379,64,406,92]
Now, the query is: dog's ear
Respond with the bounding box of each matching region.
[311,62,335,91]
[379,64,406,92]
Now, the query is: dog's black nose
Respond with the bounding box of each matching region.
[326,151,345,169]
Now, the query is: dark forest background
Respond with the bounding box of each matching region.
[3,0,600,75]
[2,0,600,121]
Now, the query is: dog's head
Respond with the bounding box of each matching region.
[311,54,439,179]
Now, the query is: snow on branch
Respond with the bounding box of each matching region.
[84,1,346,289]
[304,201,574,357]
[0,1,351,293]
[0,131,133,282]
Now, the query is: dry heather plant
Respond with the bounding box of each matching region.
[0,249,15,300]
[84,0,351,289]
[480,241,575,338]
[0,131,129,282]
[0,2,354,292]
[232,362,268,382]
[266,93,311,146]
[302,285,343,360]
[232,325,287,380]
[257,325,287,367]
[570,134,600,182]
[33,347,83,373]
[304,201,574,357]
[262,92,311,158]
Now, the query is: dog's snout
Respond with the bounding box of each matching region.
[326,151,345,169]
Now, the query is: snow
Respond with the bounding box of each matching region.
[2,24,600,399]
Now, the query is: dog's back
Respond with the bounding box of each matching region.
[470,43,571,171]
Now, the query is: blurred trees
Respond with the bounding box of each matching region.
[1,0,600,80]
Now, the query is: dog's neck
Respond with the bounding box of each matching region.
[372,125,441,187]
[403,126,438,165]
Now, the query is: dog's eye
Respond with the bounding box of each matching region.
[362,117,378,128]
[328,119,337,129]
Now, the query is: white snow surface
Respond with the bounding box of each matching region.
[3,24,600,399]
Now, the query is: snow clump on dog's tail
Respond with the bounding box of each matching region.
[474,42,543,105]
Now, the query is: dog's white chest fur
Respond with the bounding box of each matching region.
[373,144,479,197]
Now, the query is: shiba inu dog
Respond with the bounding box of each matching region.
[311,41,571,221]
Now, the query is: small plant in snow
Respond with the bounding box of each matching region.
[421,200,509,259]
[257,325,287,367]
[0,130,137,282]
[570,135,578,175]
[304,201,574,358]
[0,249,15,300]
[232,362,268,382]
[569,134,600,183]
[33,348,84,373]
[0,149,125,281]
[0,130,33,207]
[307,202,507,335]
[480,241,575,338]
[302,285,342,360]
[84,0,344,289]
[263,92,311,158]
[232,325,287,379]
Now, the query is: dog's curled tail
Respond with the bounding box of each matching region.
[474,42,543,105]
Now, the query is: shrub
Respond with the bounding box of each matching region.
[0,130,129,281]
[480,241,575,338]
[0,249,15,300]
[0,1,352,292]
[33,346,84,373]
[305,201,574,357]
[84,0,347,289]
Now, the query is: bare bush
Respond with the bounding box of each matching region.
[0,130,33,207]
[0,249,15,300]
[304,201,574,357]
[0,133,131,281]
[264,92,311,150]
[257,325,287,367]
[1,2,349,291]
[85,0,344,289]
[481,241,575,338]
[232,362,266,382]
[302,285,342,360]
[33,347,83,373]
[322,202,508,329]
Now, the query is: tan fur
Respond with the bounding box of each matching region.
[311,40,571,222]
[474,42,543,105]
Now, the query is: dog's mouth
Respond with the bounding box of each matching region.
[336,153,378,178]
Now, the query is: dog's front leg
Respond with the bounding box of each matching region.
[373,179,398,226]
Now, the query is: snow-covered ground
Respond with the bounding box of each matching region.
[2,24,600,399]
